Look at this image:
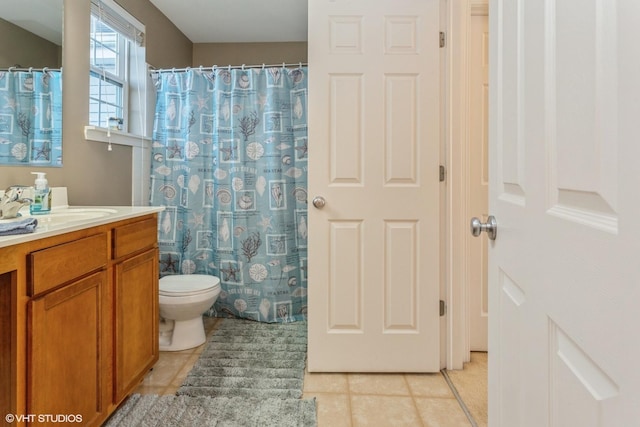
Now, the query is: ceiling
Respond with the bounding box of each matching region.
[1,0,307,46]
[0,0,63,45]
[149,0,308,43]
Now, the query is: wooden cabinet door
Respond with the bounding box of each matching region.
[0,271,13,424]
[113,249,158,403]
[28,271,108,427]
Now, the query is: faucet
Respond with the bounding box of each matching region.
[0,186,32,219]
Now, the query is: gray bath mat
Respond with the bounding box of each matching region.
[177,318,309,399]
[104,394,316,427]
[106,318,316,426]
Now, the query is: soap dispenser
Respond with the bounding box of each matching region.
[30,172,51,214]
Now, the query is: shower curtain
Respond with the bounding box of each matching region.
[0,69,62,166]
[150,66,308,323]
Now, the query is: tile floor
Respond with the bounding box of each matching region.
[134,316,221,396]
[134,318,487,427]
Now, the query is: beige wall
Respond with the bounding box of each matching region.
[0,0,191,205]
[192,42,307,67]
[0,18,61,68]
[115,0,192,68]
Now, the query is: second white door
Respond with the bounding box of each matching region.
[308,0,442,372]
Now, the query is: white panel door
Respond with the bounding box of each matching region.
[489,0,640,425]
[308,0,441,372]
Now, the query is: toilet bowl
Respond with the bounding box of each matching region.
[158,274,221,351]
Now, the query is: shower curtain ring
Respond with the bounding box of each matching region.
[242,64,245,70]
[29,67,33,73]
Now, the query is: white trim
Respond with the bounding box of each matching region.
[130,67,155,207]
[447,0,482,370]
[84,125,150,148]
[440,0,449,371]
[447,0,464,370]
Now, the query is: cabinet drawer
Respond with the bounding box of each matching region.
[112,217,157,259]
[30,233,108,296]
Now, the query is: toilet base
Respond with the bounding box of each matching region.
[159,316,206,351]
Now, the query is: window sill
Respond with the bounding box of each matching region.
[84,126,151,148]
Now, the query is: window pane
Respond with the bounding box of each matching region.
[89,73,124,128]
[90,11,130,131]
[90,16,121,78]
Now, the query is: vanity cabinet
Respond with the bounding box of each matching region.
[112,218,159,403]
[0,267,15,425]
[0,213,160,427]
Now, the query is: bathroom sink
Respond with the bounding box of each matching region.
[0,208,118,226]
[37,208,119,224]
[48,207,118,216]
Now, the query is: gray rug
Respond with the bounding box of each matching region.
[104,394,316,427]
[105,319,316,426]
[178,319,308,399]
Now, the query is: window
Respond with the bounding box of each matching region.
[90,16,126,128]
[89,0,145,133]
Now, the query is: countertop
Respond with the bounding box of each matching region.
[0,205,164,249]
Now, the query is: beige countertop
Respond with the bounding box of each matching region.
[0,205,164,248]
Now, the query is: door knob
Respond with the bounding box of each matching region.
[470,216,497,240]
[312,196,326,209]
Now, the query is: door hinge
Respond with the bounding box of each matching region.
[439,32,446,48]
[440,300,446,316]
[439,165,446,182]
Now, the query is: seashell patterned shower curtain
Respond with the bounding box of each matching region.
[0,70,62,166]
[150,66,308,323]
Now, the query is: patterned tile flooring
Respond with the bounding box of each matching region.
[134,318,487,427]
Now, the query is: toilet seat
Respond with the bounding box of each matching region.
[159,274,221,297]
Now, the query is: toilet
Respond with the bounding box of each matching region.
[158,274,221,351]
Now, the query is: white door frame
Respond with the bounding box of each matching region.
[445,0,489,370]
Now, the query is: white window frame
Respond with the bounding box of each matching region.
[85,0,151,148]
[89,14,129,131]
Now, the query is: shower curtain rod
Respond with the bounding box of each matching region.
[0,67,62,72]
[149,62,308,74]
